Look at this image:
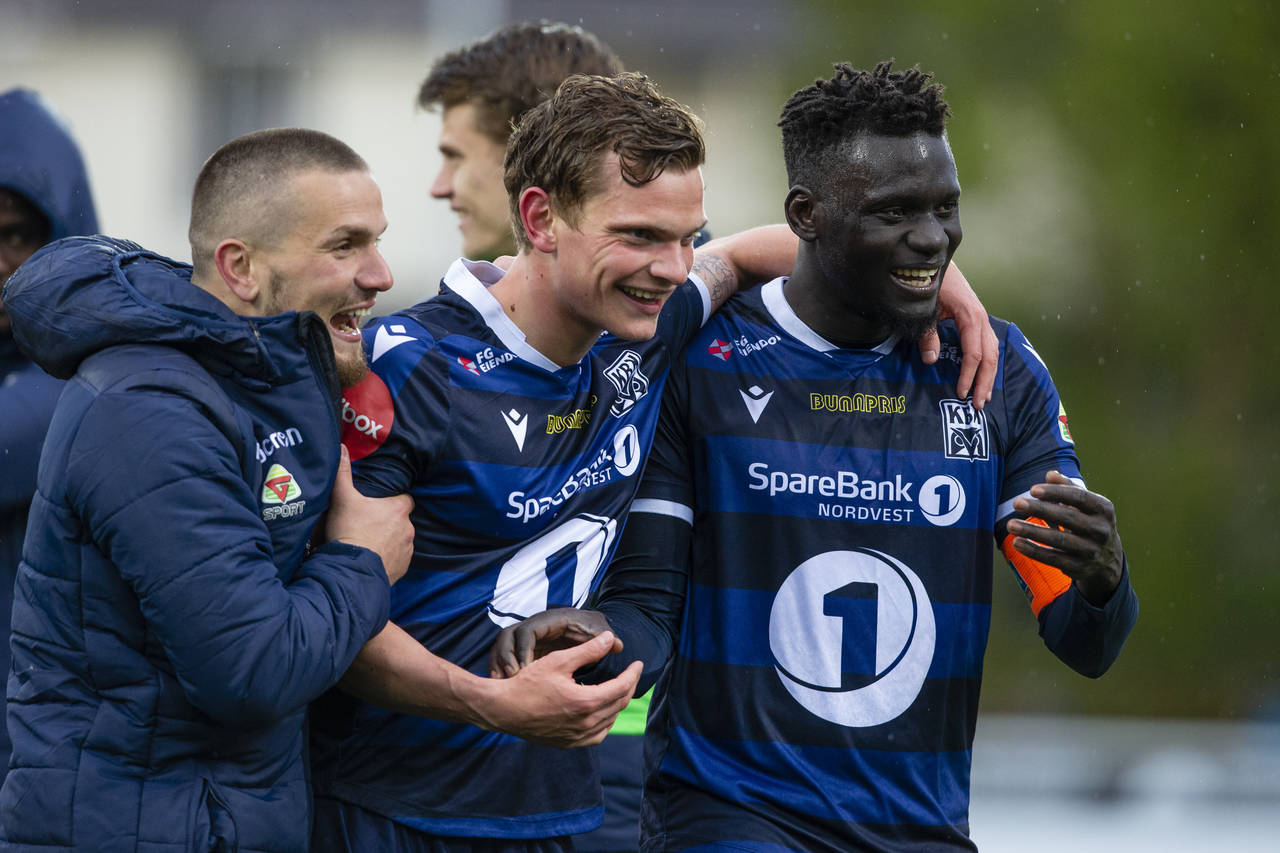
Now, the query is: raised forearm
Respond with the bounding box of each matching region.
[694,224,797,311]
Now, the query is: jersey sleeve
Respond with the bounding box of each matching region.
[993,322,1137,676]
[344,315,450,497]
[651,274,712,356]
[995,322,1082,510]
[586,358,695,691]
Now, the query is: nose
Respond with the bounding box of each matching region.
[906,214,950,258]
[358,247,394,293]
[649,241,691,286]
[429,165,453,200]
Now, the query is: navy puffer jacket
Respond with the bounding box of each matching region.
[0,237,390,851]
[0,87,101,780]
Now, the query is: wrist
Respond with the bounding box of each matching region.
[1074,569,1121,607]
[450,667,503,731]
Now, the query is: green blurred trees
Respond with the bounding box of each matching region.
[800,0,1279,718]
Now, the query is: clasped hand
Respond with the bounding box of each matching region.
[1005,470,1125,606]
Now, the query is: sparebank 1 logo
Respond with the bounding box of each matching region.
[918,474,966,526]
[769,549,935,727]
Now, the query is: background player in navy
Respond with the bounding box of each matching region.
[495,61,1139,851]
[419,20,623,264]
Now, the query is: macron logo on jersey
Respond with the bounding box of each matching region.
[739,385,774,423]
[341,373,395,461]
[372,323,416,362]
[503,408,528,451]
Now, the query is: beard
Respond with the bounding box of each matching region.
[334,345,369,388]
[263,270,369,388]
[864,298,940,347]
[888,305,940,346]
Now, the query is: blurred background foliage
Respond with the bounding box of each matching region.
[793,0,1279,719]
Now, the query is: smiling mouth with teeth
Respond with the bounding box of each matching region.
[619,284,664,304]
[331,307,371,335]
[891,267,940,289]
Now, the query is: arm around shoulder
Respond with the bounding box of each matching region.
[693,225,797,312]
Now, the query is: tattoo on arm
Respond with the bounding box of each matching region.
[692,252,736,312]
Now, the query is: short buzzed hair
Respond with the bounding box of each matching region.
[417,20,624,144]
[779,60,951,189]
[503,72,704,251]
[188,128,367,276]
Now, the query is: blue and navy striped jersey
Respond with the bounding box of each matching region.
[310,258,711,838]
[614,278,1137,851]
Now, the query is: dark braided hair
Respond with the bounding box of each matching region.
[778,60,950,187]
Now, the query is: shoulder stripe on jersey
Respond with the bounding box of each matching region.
[442,258,561,372]
[761,278,897,354]
[687,271,712,327]
[630,498,693,525]
[996,477,1087,523]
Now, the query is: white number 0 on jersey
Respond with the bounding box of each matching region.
[487,513,619,628]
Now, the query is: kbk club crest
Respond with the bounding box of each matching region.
[939,399,989,461]
[603,350,650,417]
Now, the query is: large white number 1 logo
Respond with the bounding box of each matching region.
[769,549,935,727]
[487,513,618,628]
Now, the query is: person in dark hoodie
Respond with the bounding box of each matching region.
[0,127,416,851]
[0,88,101,783]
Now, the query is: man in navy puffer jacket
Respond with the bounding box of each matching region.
[0,88,100,783]
[0,128,413,852]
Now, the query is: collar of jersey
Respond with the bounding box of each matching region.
[443,258,566,373]
[762,278,898,355]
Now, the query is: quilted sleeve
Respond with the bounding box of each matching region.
[65,386,390,726]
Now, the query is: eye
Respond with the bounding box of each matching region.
[877,207,906,223]
[936,200,959,217]
[0,224,43,251]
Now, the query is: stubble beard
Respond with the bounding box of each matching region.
[264,270,369,388]
[335,344,369,388]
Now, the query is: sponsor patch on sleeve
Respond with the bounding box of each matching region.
[1057,401,1074,444]
[340,372,394,461]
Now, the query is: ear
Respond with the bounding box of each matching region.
[212,238,261,304]
[518,187,558,254]
[784,186,820,243]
